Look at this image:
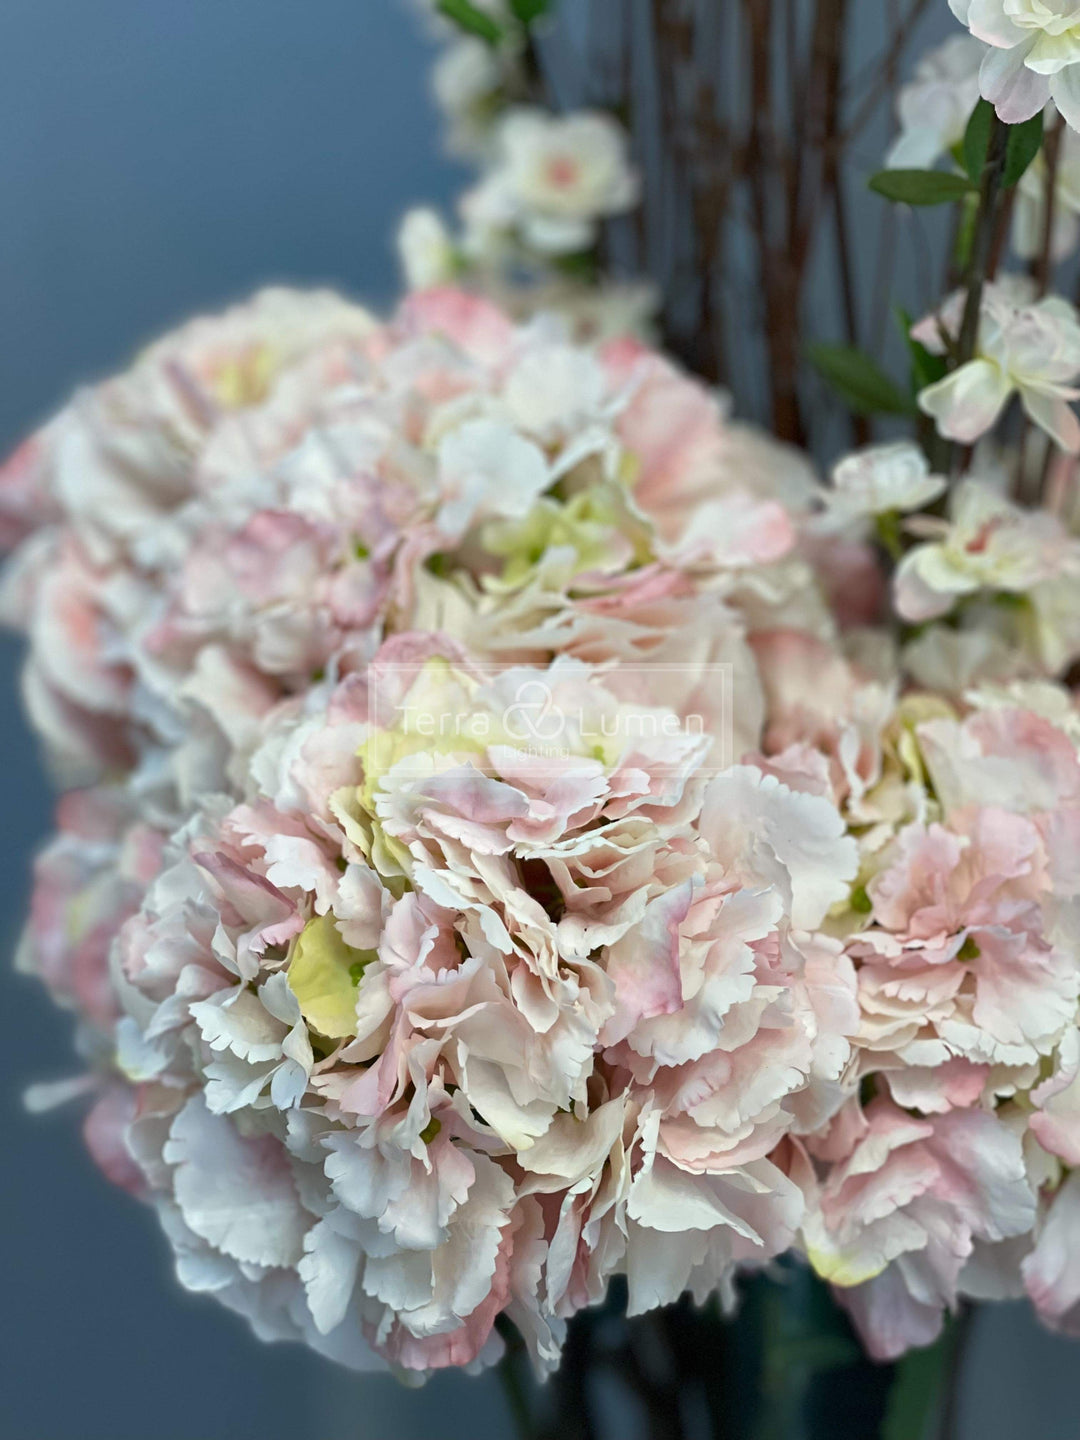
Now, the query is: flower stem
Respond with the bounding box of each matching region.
[949,113,1009,480]
[497,1346,539,1440]
[1034,115,1064,297]
[938,1306,975,1440]
[955,114,1009,373]
[880,1308,971,1440]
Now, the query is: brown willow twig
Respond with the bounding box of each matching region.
[819,0,870,446]
[956,116,1010,367]
[833,176,870,447]
[620,0,646,273]
[793,0,853,447]
[743,0,807,442]
[870,0,904,358]
[1031,118,1067,504]
[1035,114,1065,295]
[646,0,692,371]
[794,0,842,272]
[841,0,931,147]
[951,113,1010,478]
[986,181,1017,281]
[650,1,729,385]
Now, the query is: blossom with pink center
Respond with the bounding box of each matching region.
[914,281,1080,452]
[893,477,1080,672]
[460,108,640,257]
[823,442,947,524]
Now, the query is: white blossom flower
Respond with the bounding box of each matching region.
[949,0,1080,130]
[397,207,458,290]
[462,108,640,255]
[435,416,551,536]
[894,475,1080,621]
[1014,120,1080,261]
[432,37,508,155]
[824,443,947,524]
[914,280,1080,452]
[434,36,503,116]
[458,172,519,263]
[886,34,985,169]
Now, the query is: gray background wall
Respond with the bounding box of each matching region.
[0,3,1075,1437]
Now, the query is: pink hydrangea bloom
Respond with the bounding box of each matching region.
[20,281,1080,1373]
[796,688,1080,1358]
[18,787,164,1031]
[0,287,810,801]
[82,641,859,1374]
[802,1098,1035,1359]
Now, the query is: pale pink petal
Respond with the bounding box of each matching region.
[980,39,1049,123]
[918,360,1013,444]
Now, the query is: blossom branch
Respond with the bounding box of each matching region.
[841,0,931,147]
[1035,115,1065,297]
[955,114,1009,377]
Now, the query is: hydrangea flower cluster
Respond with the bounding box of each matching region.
[743,612,1080,1355]
[9,276,1080,1377]
[6,284,873,1376]
[101,643,865,1372]
[4,285,805,796]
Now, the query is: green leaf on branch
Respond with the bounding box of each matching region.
[869,169,977,206]
[806,343,915,416]
[551,249,600,283]
[509,0,550,22]
[963,97,1044,188]
[436,0,503,43]
[881,1333,953,1440]
[962,98,994,183]
[1003,109,1045,187]
[908,339,948,391]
